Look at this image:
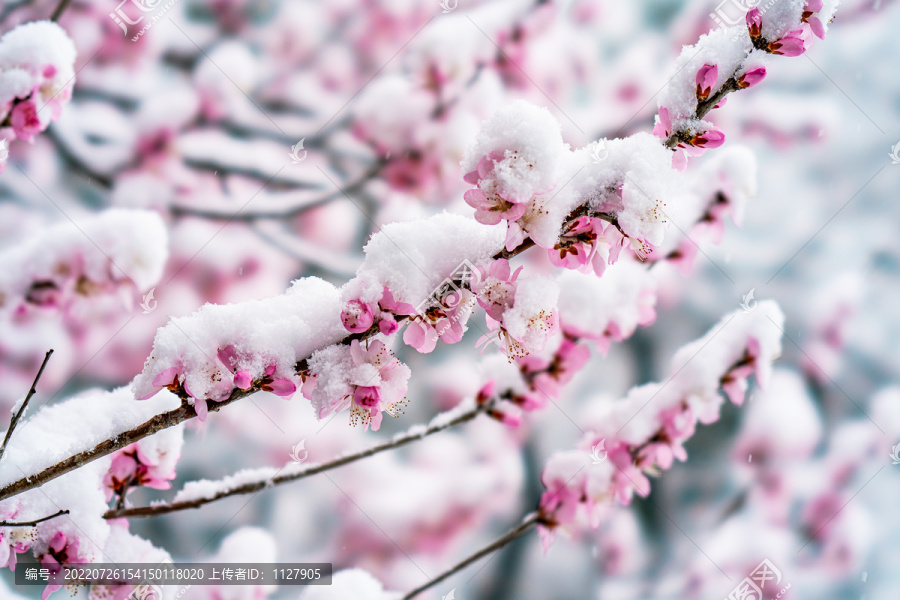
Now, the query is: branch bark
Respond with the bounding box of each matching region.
[0,349,53,462]
[0,509,69,527]
[103,399,493,519]
[401,512,543,600]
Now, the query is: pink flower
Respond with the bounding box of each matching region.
[652,106,672,140]
[721,337,764,405]
[548,217,607,275]
[259,364,296,398]
[103,443,178,501]
[348,339,409,431]
[768,30,805,56]
[463,152,529,225]
[39,532,87,600]
[376,287,416,335]
[403,287,475,353]
[0,504,31,570]
[341,299,375,333]
[471,259,522,321]
[695,64,718,100]
[738,66,766,89]
[803,0,826,39]
[10,101,41,141]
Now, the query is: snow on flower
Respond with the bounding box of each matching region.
[478,274,559,359]
[537,301,785,547]
[470,258,522,322]
[0,21,76,159]
[556,261,657,355]
[103,427,184,502]
[0,210,168,319]
[302,339,411,431]
[303,569,400,600]
[133,277,343,417]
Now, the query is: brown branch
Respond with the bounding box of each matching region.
[50,0,72,21]
[0,509,69,527]
[0,387,256,503]
[663,71,743,149]
[103,399,494,519]
[173,158,387,221]
[0,349,53,462]
[401,512,543,600]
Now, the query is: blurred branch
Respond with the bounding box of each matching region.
[0,509,69,527]
[0,349,53,462]
[50,0,72,21]
[102,398,496,519]
[401,512,543,600]
[173,158,386,220]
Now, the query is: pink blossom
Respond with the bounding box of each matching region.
[0,504,31,570]
[348,339,409,431]
[10,101,41,142]
[690,127,725,149]
[377,287,416,334]
[341,299,375,333]
[652,106,672,139]
[738,66,767,89]
[403,287,475,353]
[803,0,827,39]
[471,259,522,321]
[768,30,806,56]
[103,443,178,501]
[695,64,718,100]
[39,532,87,600]
[463,152,529,225]
[259,365,296,398]
[549,217,607,275]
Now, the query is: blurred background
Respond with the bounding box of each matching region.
[0,0,898,598]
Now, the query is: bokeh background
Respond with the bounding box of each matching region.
[0,0,898,598]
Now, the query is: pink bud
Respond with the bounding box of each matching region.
[695,64,718,100]
[341,299,375,333]
[768,31,805,56]
[738,66,767,89]
[746,8,762,39]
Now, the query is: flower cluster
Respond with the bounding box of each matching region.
[0,21,76,169]
[302,339,411,431]
[102,429,183,503]
[341,287,416,336]
[537,302,785,549]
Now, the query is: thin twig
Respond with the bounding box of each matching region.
[0,349,53,462]
[0,509,69,527]
[401,512,543,600]
[50,0,73,21]
[103,400,493,519]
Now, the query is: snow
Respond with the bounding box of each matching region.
[133,276,345,403]
[356,212,504,307]
[502,274,560,355]
[173,466,280,504]
[657,26,753,122]
[302,569,400,600]
[461,100,567,204]
[0,20,76,106]
[556,259,657,343]
[0,385,180,489]
[0,209,168,316]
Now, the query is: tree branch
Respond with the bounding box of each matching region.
[401,512,543,600]
[0,387,255,503]
[0,349,53,462]
[0,509,69,527]
[50,0,72,21]
[103,399,494,519]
